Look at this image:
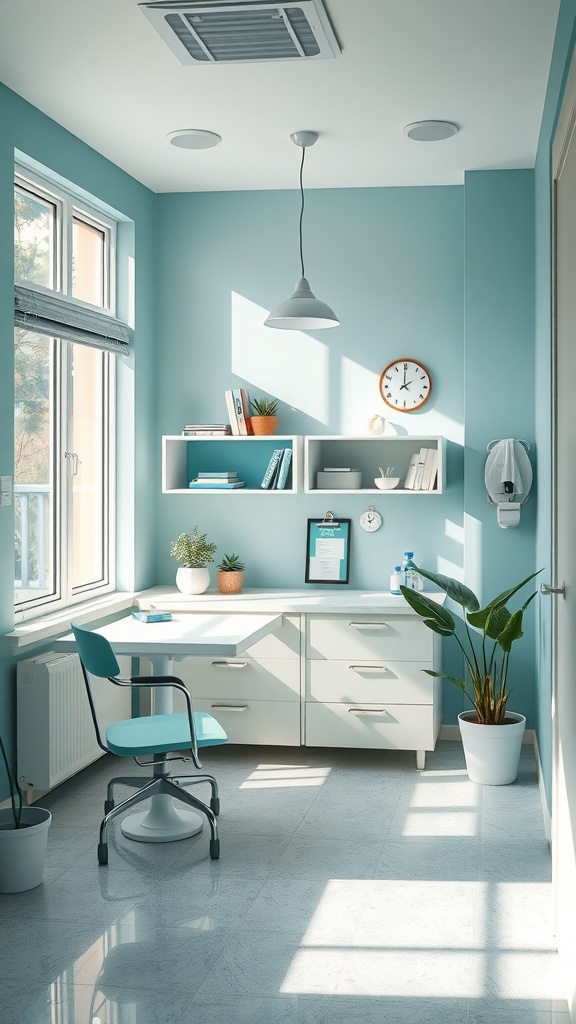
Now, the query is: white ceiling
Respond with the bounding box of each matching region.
[0,0,560,193]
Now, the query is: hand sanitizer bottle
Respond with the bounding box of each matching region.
[390,567,403,595]
[401,552,423,591]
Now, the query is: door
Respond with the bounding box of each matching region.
[551,49,576,1018]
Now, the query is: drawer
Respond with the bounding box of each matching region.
[305,702,437,751]
[307,660,434,705]
[176,657,300,701]
[242,615,301,659]
[194,699,301,746]
[306,614,433,661]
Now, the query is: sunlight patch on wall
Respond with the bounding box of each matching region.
[464,512,483,596]
[340,357,386,435]
[231,292,328,420]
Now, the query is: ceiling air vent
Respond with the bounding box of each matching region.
[138,0,341,65]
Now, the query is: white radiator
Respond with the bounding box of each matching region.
[17,652,131,795]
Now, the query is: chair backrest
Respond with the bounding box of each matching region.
[70,622,122,753]
[71,621,121,678]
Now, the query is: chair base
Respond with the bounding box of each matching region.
[121,793,204,842]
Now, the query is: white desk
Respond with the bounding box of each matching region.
[54,611,282,843]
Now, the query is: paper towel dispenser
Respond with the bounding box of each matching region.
[485,438,533,529]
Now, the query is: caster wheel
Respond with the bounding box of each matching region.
[209,838,220,860]
[210,797,220,816]
[104,800,114,815]
[97,843,109,865]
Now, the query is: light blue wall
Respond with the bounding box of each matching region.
[463,169,537,723]
[0,83,157,798]
[155,183,535,726]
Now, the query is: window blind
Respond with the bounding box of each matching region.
[14,285,131,353]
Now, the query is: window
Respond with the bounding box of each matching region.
[14,169,122,616]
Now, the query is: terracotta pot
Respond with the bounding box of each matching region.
[251,416,278,436]
[217,570,244,594]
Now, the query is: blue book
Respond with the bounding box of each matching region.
[260,449,283,488]
[275,447,293,489]
[189,480,246,488]
[132,611,173,622]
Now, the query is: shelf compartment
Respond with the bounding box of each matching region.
[162,435,301,493]
[304,435,444,494]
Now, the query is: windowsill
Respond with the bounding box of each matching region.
[4,592,136,651]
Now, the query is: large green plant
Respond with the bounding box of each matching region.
[400,567,541,724]
[170,527,216,568]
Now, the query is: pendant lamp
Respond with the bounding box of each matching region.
[264,131,339,330]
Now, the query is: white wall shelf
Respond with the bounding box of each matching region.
[304,435,445,494]
[162,435,302,494]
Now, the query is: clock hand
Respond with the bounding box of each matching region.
[399,380,413,390]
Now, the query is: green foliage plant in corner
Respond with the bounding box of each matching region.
[170,527,217,568]
[400,566,542,724]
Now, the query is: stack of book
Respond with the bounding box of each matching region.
[182,424,231,436]
[224,388,252,435]
[260,448,293,489]
[188,472,245,489]
[404,447,439,490]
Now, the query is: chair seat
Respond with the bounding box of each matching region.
[106,711,227,756]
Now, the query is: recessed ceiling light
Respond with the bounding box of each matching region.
[404,121,460,142]
[167,129,222,150]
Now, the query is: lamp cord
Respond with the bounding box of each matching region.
[298,145,306,280]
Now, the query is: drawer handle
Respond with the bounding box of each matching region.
[210,704,248,712]
[211,661,248,668]
[349,664,386,672]
[348,621,388,629]
[348,707,389,715]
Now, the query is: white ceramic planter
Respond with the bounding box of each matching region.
[0,806,52,893]
[176,566,210,595]
[458,711,526,785]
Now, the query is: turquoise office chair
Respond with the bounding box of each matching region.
[70,621,227,864]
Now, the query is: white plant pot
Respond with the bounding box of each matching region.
[176,566,210,595]
[0,806,52,893]
[458,711,526,786]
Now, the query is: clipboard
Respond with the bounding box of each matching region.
[305,512,351,585]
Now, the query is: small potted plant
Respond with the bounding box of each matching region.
[250,396,279,435]
[0,734,52,892]
[400,566,541,785]
[170,527,217,595]
[217,553,245,594]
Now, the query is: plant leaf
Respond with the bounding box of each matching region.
[484,569,543,612]
[497,609,524,653]
[484,605,511,640]
[423,619,454,637]
[423,669,468,692]
[412,567,480,612]
[399,586,455,630]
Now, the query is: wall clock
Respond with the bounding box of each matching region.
[359,506,382,532]
[378,359,432,412]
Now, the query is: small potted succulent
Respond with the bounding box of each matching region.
[170,527,217,595]
[250,396,279,435]
[217,553,245,594]
[0,734,52,892]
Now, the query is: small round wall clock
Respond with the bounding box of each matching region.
[359,506,382,532]
[379,358,432,412]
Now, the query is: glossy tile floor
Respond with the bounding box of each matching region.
[0,741,568,1024]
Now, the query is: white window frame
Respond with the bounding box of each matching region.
[14,166,118,620]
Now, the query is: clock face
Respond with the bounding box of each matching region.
[359,508,382,532]
[379,359,432,412]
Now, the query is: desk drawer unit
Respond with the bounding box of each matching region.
[305,614,440,767]
[174,616,302,745]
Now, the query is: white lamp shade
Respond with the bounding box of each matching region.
[264,278,339,330]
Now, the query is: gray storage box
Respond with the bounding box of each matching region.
[316,469,362,489]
